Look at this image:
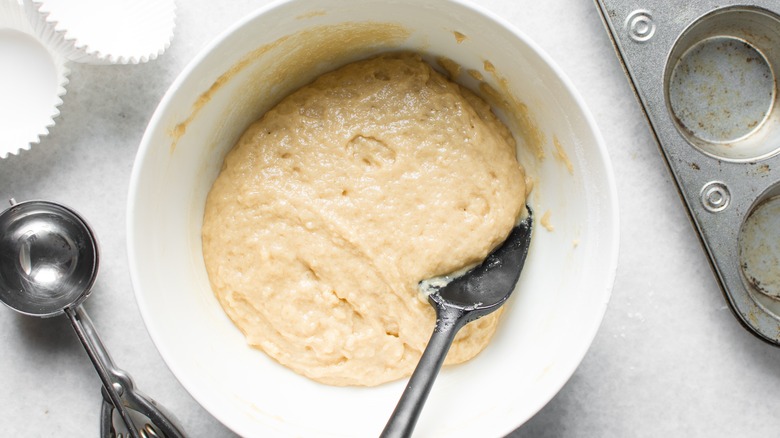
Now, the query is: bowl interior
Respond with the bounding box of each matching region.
[128,1,619,437]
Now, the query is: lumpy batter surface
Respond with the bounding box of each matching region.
[202,53,527,386]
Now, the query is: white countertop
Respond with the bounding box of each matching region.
[2,1,779,436]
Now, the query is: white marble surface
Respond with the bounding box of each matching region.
[2,0,780,436]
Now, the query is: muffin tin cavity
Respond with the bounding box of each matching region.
[739,185,780,319]
[665,8,780,162]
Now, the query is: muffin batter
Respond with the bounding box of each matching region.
[202,53,527,386]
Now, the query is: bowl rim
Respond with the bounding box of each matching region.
[127,0,620,435]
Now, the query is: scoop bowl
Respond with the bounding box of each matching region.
[0,200,97,317]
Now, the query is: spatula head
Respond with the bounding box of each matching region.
[432,207,533,318]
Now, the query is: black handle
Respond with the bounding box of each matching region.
[380,305,466,438]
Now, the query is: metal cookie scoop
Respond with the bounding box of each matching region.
[0,199,185,438]
[381,207,533,438]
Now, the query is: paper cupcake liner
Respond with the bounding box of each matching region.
[25,0,176,65]
[0,0,69,159]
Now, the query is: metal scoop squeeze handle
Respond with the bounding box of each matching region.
[72,308,186,438]
[66,306,143,438]
[69,304,186,438]
[100,391,183,438]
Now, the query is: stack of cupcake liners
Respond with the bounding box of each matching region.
[0,0,176,158]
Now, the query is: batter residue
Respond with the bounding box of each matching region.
[202,53,527,386]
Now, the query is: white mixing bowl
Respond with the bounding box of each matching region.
[128,0,619,436]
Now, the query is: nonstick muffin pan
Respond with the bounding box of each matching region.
[596,0,780,345]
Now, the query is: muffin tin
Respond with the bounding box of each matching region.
[596,0,780,345]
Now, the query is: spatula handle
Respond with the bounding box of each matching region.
[380,305,466,438]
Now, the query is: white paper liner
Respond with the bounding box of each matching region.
[25,0,176,65]
[0,0,69,159]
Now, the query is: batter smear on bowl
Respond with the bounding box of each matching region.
[202,53,528,386]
